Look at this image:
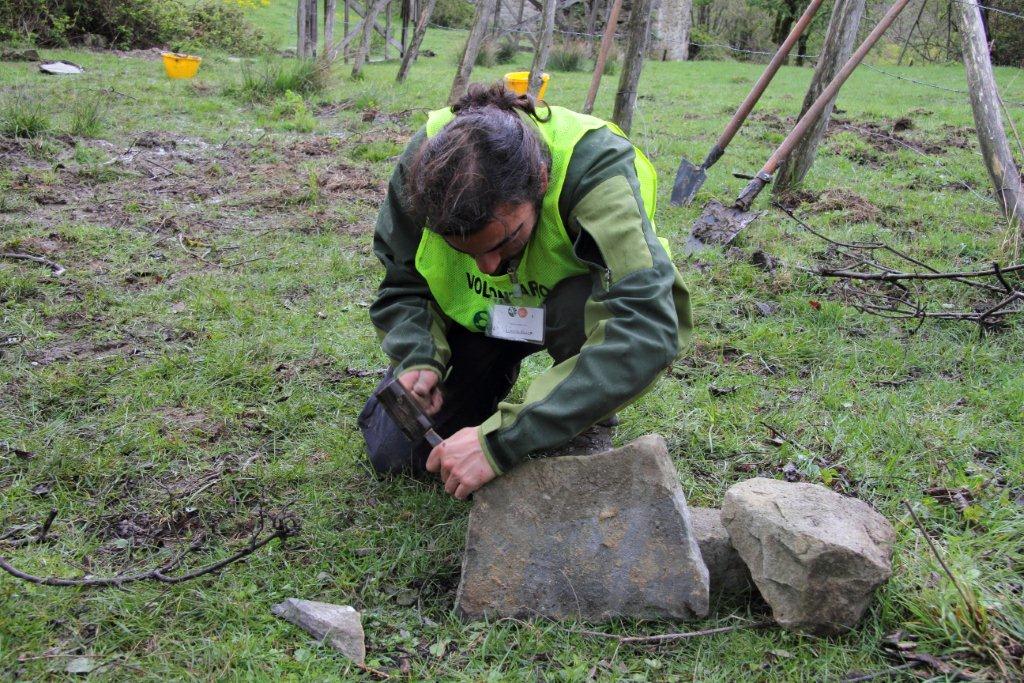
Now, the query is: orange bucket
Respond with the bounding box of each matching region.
[503,71,549,100]
[161,52,202,79]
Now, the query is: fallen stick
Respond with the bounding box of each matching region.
[576,620,773,644]
[0,252,66,276]
[0,514,299,587]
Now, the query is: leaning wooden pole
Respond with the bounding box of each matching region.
[528,0,558,97]
[613,0,655,134]
[955,0,1024,232]
[352,0,389,77]
[449,0,499,103]
[773,0,865,195]
[396,0,438,82]
[583,0,623,114]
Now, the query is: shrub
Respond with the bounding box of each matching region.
[0,0,266,52]
[232,58,330,102]
[494,40,518,65]
[0,94,50,138]
[548,41,589,72]
[432,0,474,28]
[475,41,497,68]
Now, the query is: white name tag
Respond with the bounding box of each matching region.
[487,305,545,344]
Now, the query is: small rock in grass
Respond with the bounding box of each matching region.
[722,478,895,635]
[690,507,753,596]
[272,598,365,664]
[456,434,709,622]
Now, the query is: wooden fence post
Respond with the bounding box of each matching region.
[449,0,499,103]
[583,0,623,114]
[528,0,558,97]
[396,0,438,81]
[613,0,655,134]
[344,0,351,61]
[352,0,389,77]
[956,0,1024,232]
[384,0,392,60]
[324,0,338,59]
[773,0,865,195]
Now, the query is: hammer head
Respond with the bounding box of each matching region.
[374,378,436,444]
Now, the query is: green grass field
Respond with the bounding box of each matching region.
[1,3,1023,679]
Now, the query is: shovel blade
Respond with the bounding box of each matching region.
[670,157,707,207]
[683,200,763,255]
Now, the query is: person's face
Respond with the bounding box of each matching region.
[443,201,538,275]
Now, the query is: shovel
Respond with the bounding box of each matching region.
[685,0,914,252]
[374,378,443,448]
[670,0,827,207]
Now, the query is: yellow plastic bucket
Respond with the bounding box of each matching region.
[161,52,202,79]
[503,71,549,100]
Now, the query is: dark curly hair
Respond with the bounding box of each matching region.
[407,82,552,238]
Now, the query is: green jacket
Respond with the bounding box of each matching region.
[370,115,692,475]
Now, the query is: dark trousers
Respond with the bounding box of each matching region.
[359,275,591,475]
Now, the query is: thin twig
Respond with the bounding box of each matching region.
[37,508,57,544]
[841,661,920,682]
[0,252,66,276]
[902,501,982,629]
[0,514,299,587]
[576,620,773,644]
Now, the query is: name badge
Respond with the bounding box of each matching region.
[487,304,545,344]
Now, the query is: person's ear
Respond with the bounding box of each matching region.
[539,165,549,195]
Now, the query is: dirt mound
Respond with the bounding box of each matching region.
[808,189,880,223]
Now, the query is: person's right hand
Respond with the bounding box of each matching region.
[398,369,442,416]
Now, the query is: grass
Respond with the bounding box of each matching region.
[0,93,51,138]
[548,41,590,72]
[1,5,1023,680]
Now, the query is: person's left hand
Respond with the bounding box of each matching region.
[426,427,497,500]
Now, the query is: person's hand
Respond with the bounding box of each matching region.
[398,369,442,416]
[426,427,497,500]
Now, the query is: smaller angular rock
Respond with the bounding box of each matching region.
[272,598,365,663]
[723,478,895,635]
[690,507,753,596]
[456,434,709,622]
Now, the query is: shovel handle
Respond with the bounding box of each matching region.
[711,0,826,159]
[758,0,914,180]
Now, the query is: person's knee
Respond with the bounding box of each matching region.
[358,385,418,476]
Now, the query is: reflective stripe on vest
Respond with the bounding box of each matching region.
[415,105,660,333]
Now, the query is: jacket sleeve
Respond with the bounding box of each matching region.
[369,128,452,377]
[477,127,692,475]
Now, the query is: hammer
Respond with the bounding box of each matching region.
[374,378,443,447]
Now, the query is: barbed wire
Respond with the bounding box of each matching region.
[861,63,1024,107]
[952,0,1024,21]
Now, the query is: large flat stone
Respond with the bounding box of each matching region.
[456,434,709,621]
[272,599,365,663]
[690,507,753,596]
[722,478,895,635]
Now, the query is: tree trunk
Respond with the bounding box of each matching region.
[528,0,558,97]
[396,0,438,82]
[955,0,1024,232]
[795,31,809,66]
[583,0,623,114]
[324,0,338,60]
[352,0,389,77]
[514,0,526,50]
[297,0,309,58]
[655,0,692,61]
[300,0,319,58]
[613,0,655,133]
[449,0,499,103]
[773,0,865,194]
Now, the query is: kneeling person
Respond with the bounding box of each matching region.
[359,83,691,499]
